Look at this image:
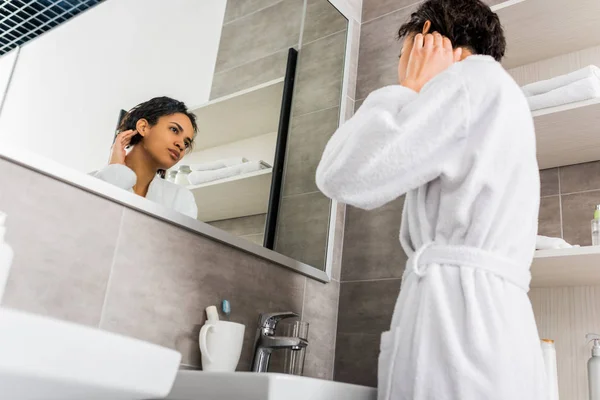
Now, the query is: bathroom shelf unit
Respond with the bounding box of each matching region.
[533,98,600,169]
[188,168,273,222]
[494,0,600,69]
[531,246,600,287]
[189,78,285,151]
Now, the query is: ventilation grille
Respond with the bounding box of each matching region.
[0,0,104,56]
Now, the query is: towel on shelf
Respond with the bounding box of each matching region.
[536,235,573,250]
[527,76,600,111]
[188,160,268,186]
[522,65,600,97]
[189,157,248,171]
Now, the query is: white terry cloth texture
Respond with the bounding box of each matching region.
[521,65,600,97]
[536,235,573,250]
[188,160,266,186]
[527,76,600,111]
[189,157,248,171]
[316,55,546,400]
[92,164,198,219]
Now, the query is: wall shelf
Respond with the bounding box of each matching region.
[189,78,284,151]
[494,0,600,69]
[533,98,600,169]
[531,246,600,287]
[189,168,273,222]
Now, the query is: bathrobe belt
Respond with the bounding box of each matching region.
[404,243,532,292]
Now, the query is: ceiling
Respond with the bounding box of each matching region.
[0,0,104,56]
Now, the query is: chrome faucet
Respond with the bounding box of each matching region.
[251,312,308,372]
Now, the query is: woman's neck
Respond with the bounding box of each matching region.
[125,146,158,197]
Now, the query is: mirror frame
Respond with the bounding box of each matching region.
[0,0,357,283]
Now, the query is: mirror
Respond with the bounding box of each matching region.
[0,0,349,276]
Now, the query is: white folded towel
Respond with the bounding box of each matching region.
[188,160,267,186]
[522,65,600,97]
[527,76,600,111]
[189,157,248,171]
[536,235,573,250]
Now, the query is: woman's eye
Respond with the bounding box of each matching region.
[171,127,178,133]
[185,142,190,149]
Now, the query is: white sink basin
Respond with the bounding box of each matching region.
[0,307,181,400]
[164,371,377,400]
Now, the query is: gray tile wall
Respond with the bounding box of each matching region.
[539,161,600,246]
[209,214,267,246]
[210,0,304,100]
[0,157,338,378]
[275,2,350,271]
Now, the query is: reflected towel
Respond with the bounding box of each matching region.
[522,65,600,97]
[189,157,248,171]
[188,160,267,186]
[527,76,600,111]
[536,235,572,250]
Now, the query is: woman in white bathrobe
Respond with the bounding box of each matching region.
[316,0,545,399]
[93,97,198,219]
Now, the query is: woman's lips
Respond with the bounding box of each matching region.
[168,149,180,160]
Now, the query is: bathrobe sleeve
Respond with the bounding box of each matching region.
[91,164,137,190]
[316,70,470,210]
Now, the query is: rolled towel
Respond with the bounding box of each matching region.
[522,65,600,97]
[527,76,600,111]
[189,157,248,171]
[188,160,266,186]
[536,235,572,250]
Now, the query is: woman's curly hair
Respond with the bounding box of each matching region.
[398,0,506,62]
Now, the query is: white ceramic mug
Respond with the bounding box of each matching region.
[199,320,245,372]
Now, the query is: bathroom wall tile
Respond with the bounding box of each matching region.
[538,196,562,238]
[241,233,265,246]
[293,30,347,116]
[101,209,305,368]
[540,168,559,197]
[356,5,416,99]
[223,0,282,24]
[484,0,509,6]
[334,332,379,387]
[562,191,600,246]
[302,0,348,45]
[0,159,121,326]
[209,214,267,237]
[275,192,331,270]
[559,161,600,194]
[337,279,401,334]
[283,107,340,197]
[342,197,407,281]
[210,49,289,99]
[355,99,364,110]
[331,203,346,282]
[362,0,420,23]
[215,0,303,73]
[302,279,340,380]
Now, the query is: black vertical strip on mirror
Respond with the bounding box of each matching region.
[263,48,298,249]
[114,109,127,143]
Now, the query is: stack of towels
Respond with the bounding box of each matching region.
[522,65,600,111]
[187,157,270,186]
[536,235,576,250]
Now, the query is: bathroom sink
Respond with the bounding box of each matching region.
[0,307,181,400]
[164,371,377,400]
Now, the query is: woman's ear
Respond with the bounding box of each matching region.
[135,118,148,137]
[422,20,431,34]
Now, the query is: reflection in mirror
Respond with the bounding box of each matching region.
[0,0,349,274]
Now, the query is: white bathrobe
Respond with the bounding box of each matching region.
[92,164,198,219]
[316,55,545,400]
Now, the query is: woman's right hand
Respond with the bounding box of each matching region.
[109,129,136,165]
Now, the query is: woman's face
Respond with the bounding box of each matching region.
[136,113,195,169]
